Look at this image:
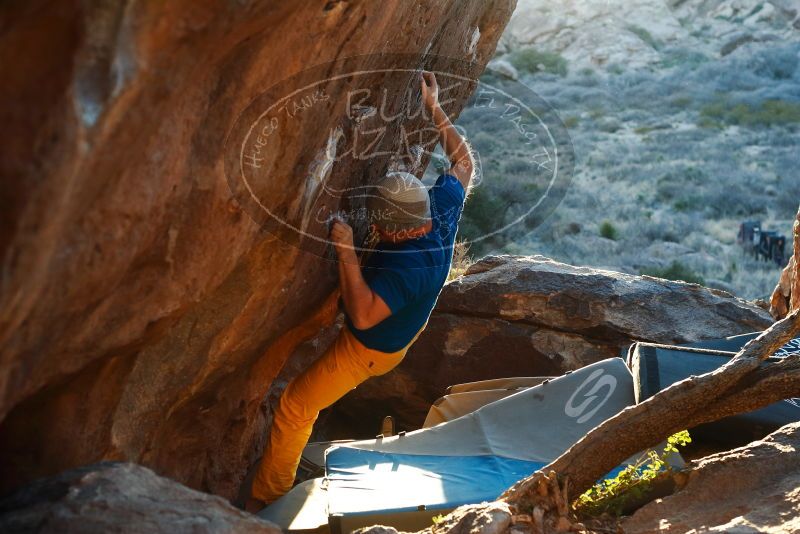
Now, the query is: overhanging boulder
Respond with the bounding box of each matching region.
[0,0,515,498]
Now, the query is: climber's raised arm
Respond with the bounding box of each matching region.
[421,71,474,192]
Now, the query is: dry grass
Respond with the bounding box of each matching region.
[448,240,474,281]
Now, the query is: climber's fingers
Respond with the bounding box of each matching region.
[422,70,436,87]
[330,219,354,249]
[420,71,438,110]
[422,71,438,93]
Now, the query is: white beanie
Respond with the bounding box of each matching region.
[366,171,432,232]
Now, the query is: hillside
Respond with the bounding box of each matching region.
[454,0,800,300]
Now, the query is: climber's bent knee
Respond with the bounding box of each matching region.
[250,325,422,504]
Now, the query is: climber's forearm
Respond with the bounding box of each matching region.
[337,251,391,330]
[431,104,474,190]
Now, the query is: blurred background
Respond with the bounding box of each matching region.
[450,0,799,300]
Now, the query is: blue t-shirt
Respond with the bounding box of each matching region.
[346,174,467,353]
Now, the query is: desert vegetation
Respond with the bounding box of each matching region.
[450,33,799,299]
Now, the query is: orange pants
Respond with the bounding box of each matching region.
[251,325,422,503]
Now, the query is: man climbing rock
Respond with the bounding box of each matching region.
[247,71,475,511]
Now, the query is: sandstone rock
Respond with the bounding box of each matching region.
[355,502,512,534]
[770,205,800,320]
[0,0,515,498]
[622,422,800,533]
[0,462,280,534]
[330,255,772,432]
[502,0,800,72]
[488,57,520,80]
[501,0,688,70]
[721,32,757,56]
[441,255,771,342]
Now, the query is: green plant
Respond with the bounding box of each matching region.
[563,115,580,129]
[673,199,690,212]
[599,220,618,240]
[588,106,605,120]
[627,24,660,50]
[658,48,708,70]
[608,64,624,75]
[673,196,702,212]
[431,514,446,525]
[641,261,705,285]
[699,97,800,128]
[671,96,692,108]
[509,47,568,76]
[503,157,530,175]
[460,185,508,237]
[574,431,692,517]
[471,131,498,153]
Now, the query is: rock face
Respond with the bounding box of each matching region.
[501,0,688,69]
[0,0,515,498]
[0,462,281,533]
[329,255,773,432]
[622,422,800,533]
[355,502,513,534]
[771,206,800,319]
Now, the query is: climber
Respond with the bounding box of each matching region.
[246,71,475,512]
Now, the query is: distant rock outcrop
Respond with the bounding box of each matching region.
[500,0,800,69]
[0,0,515,498]
[622,421,800,533]
[0,462,281,533]
[771,206,800,319]
[330,255,772,431]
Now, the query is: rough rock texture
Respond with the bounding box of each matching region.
[622,422,800,533]
[500,0,688,69]
[499,0,800,69]
[329,255,773,432]
[355,502,513,534]
[0,0,515,498]
[771,206,800,320]
[0,462,280,534]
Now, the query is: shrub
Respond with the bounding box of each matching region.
[447,240,474,281]
[460,185,507,237]
[673,197,702,212]
[502,157,530,175]
[699,97,800,128]
[599,221,619,240]
[563,115,580,128]
[509,47,568,76]
[627,25,659,50]
[608,64,624,75]
[658,47,708,69]
[671,96,692,108]
[471,131,498,154]
[598,118,621,133]
[641,261,705,285]
[574,431,691,517]
[588,106,605,120]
